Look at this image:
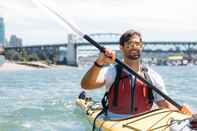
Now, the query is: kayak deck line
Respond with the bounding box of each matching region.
[146,111,172,130]
[124,110,172,125]
[123,111,173,131]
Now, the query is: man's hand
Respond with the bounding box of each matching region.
[96,48,116,65]
[180,104,193,116]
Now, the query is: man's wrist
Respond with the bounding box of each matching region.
[94,61,104,68]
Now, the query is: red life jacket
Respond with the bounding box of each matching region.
[108,65,154,115]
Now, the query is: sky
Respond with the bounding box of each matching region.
[0,0,196,45]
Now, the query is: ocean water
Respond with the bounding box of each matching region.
[0,65,197,131]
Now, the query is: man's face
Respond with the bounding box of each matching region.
[120,34,143,60]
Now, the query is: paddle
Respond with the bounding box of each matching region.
[33,0,192,115]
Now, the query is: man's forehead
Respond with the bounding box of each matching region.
[130,34,140,39]
[127,34,141,41]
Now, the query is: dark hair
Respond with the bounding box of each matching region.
[119,29,142,46]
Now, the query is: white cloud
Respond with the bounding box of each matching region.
[0,0,196,45]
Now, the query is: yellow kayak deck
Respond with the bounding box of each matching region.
[76,98,191,131]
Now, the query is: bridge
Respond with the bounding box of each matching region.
[3,33,197,66]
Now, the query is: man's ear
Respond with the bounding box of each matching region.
[141,44,144,49]
[119,45,123,52]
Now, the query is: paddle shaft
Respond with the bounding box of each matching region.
[84,35,182,110]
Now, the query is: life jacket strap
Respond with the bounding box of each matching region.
[113,64,122,106]
[142,66,154,103]
[130,75,137,113]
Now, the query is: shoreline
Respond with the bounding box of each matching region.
[17,61,50,68]
[0,61,35,71]
[0,61,58,71]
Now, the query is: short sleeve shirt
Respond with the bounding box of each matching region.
[103,64,167,102]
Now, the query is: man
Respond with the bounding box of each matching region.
[81,29,192,117]
[0,47,5,66]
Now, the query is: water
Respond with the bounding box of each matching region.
[0,66,197,131]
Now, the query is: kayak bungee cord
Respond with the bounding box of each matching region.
[32,0,192,115]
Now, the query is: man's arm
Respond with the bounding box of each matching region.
[81,62,105,90]
[156,100,176,109]
[157,100,193,115]
[81,48,115,90]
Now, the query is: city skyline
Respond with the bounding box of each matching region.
[0,0,196,45]
[0,17,5,45]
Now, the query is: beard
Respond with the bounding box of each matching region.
[126,50,141,60]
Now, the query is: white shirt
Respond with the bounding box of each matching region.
[103,64,167,102]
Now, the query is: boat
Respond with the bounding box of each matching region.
[76,92,193,131]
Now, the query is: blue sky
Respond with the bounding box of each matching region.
[0,0,196,45]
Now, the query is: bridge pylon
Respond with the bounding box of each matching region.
[66,34,78,66]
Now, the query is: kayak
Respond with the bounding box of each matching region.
[76,92,192,131]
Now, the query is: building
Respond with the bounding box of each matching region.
[0,17,5,47]
[9,35,23,47]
